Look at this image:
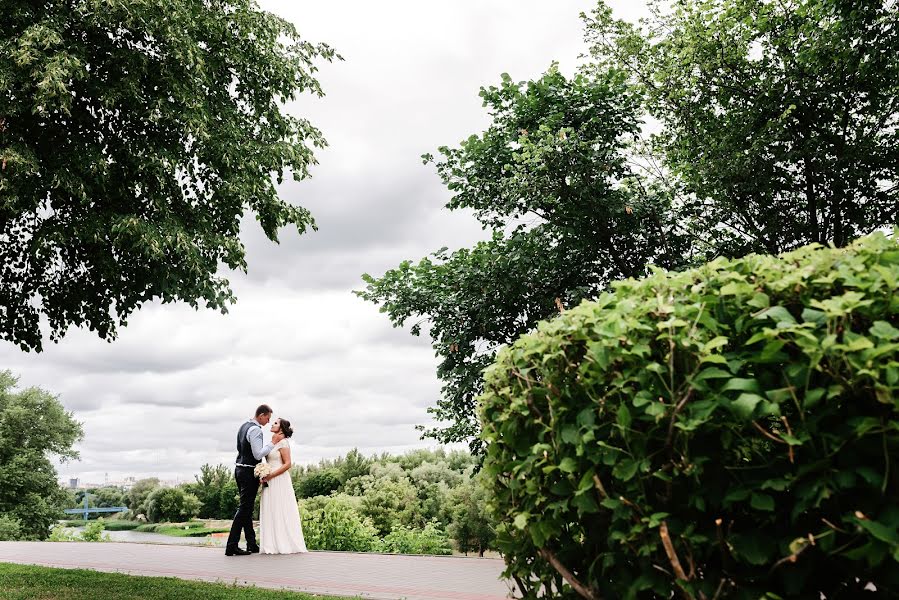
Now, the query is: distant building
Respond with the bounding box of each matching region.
[68,478,79,489]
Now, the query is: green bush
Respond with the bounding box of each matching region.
[145,487,201,523]
[100,520,140,531]
[300,495,379,552]
[447,474,496,557]
[48,519,108,542]
[378,521,452,555]
[480,232,899,599]
[79,519,108,542]
[297,470,342,499]
[0,514,23,541]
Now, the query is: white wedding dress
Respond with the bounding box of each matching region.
[259,439,308,554]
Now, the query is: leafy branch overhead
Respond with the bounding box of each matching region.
[0,0,338,351]
[360,0,899,448]
[359,67,687,449]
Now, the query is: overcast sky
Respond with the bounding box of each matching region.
[2,1,650,485]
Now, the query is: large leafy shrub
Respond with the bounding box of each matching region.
[378,521,453,555]
[297,469,342,499]
[144,487,201,524]
[0,515,23,541]
[300,494,379,552]
[480,232,899,599]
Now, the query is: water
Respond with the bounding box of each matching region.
[69,527,226,547]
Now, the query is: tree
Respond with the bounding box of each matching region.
[145,486,201,523]
[297,470,342,499]
[447,474,495,557]
[359,67,686,449]
[585,0,899,257]
[337,448,373,482]
[0,371,83,539]
[0,515,23,541]
[359,475,422,535]
[184,464,238,519]
[300,494,380,552]
[0,0,337,351]
[126,478,160,516]
[75,486,126,512]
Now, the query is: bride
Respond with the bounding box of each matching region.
[259,418,308,554]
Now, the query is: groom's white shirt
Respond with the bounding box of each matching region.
[246,418,274,461]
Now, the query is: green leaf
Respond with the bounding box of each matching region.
[513,513,529,530]
[751,492,775,511]
[559,457,578,473]
[857,518,899,545]
[617,404,632,431]
[612,459,639,482]
[694,367,733,381]
[731,393,764,419]
[722,378,762,393]
[757,306,797,326]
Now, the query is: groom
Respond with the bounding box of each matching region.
[225,404,275,556]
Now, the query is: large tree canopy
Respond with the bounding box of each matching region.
[0,0,336,350]
[361,0,899,450]
[359,68,687,448]
[586,0,899,256]
[0,370,83,539]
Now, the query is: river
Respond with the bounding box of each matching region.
[69,527,226,547]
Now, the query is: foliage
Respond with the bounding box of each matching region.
[48,524,78,541]
[378,521,452,555]
[0,514,22,541]
[0,371,83,539]
[360,0,899,453]
[358,466,422,535]
[79,519,108,542]
[0,562,362,600]
[299,494,380,552]
[98,520,140,531]
[48,519,108,542]
[184,464,238,519]
[126,478,161,516]
[337,448,374,482]
[145,487,202,524]
[358,67,687,449]
[447,473,495,557]
[409,461,459,525]
[74,486,127,511]
[480,231,899,598]
[585,0,899,257]
[0,0,337,351]
[296,469,341,499]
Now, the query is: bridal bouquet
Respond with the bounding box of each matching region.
[254,463,272,487]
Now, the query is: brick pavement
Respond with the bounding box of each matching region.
[0,542,514,600]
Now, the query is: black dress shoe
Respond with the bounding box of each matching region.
[225,547,252,556]
[247,546,260,553]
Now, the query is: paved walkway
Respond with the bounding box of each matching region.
[0,542,514,600]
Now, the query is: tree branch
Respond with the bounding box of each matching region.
[538,548,602,600]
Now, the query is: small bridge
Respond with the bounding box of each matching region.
[63,494,127,520]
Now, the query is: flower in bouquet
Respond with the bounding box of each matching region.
[254,463,272,487]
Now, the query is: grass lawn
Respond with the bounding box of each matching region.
[0,563,359,600]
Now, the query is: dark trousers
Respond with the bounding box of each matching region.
[226,466,259,550]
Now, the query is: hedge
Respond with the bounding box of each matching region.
[480,231,899,599]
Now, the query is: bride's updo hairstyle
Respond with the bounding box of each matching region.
[279,419,294,438]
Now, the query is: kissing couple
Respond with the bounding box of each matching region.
[225,404,308,555]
